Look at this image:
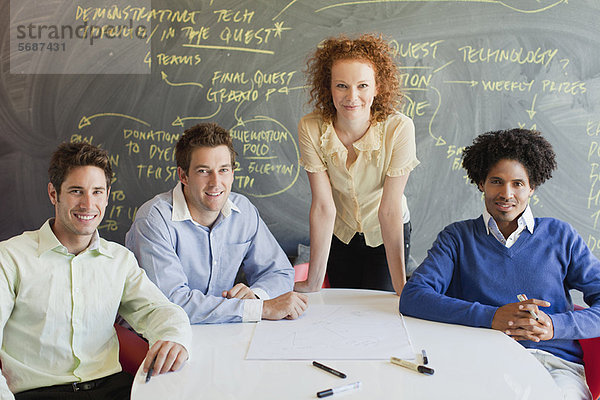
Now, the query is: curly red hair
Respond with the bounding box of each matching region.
[305,33,402,123]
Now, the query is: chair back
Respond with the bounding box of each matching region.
[574,304,600,399]
[114,323,149,375]
[293,263,330,288]
[293,263,309,282]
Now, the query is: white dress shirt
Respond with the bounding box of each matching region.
[0,220,192,398]
[482,205,535,248]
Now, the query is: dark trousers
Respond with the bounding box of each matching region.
[327,222,411,292]
[15,371,133,400]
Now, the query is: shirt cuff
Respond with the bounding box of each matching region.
[252,288,270,301]
[242,299,263,322]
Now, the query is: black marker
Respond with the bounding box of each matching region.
[145,355,156,383]
[421,349,429,365]
[312,361,347,379]
[317,381,361,398]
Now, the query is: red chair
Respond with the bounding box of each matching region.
[574,304,600,399]
[293,262,309,282]
[293,263,330,288]
[114,323,149,375]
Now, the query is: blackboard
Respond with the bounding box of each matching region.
[2,0,600,265]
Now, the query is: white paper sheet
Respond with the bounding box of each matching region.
[246,304,414,360]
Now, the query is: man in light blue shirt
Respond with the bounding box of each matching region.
[126,123,308,324]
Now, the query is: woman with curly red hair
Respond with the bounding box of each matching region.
[295,33,419,295]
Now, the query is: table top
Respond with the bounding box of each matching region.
[131,289,561,400]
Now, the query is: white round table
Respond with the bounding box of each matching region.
[131,289,561,400]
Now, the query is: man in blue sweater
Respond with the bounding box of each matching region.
[400,128,599,399]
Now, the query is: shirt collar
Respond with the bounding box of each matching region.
[352,122,382,152]
[482,205,535,235]
[171,181,240,225]
[37,218,111,257]
[319,120,382,165]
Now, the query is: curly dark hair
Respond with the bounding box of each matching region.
[305,33,401,123]
[462,128,557,189]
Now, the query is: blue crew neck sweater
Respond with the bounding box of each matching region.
[400,216,600,364]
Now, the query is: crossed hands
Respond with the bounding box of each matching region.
[491,298,553,342]
[222,283,308,320]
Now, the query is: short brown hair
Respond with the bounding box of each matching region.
[175,123,237,173]
[48,142,112,195]
[305,33,402,123]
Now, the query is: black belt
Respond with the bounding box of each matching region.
[69,377,107,392]
[20,376,108,394]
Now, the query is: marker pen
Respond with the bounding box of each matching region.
[312,361,347,379]
[421,349,429,365]
[390,357,434,375]
[145,355,156,383]
[317,381,361,398]
[517,294,539,321]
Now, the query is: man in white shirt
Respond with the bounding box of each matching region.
[0,143,192,400]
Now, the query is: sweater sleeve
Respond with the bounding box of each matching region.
[549,223,600,340]
[399,225,498,328]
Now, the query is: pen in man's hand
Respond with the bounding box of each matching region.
[145,355,156,383]
[517,294,539,321]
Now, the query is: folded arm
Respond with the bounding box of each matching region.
[548,227,600,340]
[399,228,498,327]
[126,216,250,324]
[239,205,295,299]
